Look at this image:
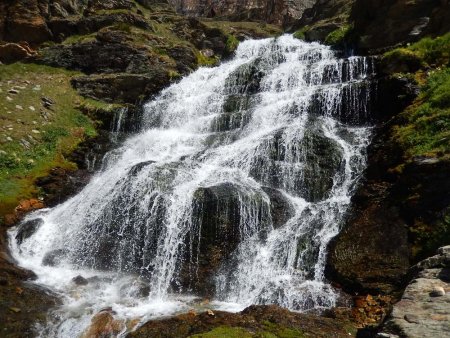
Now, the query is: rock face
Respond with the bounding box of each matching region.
[380,246,450,338]
[352,0,450,52]
[293,0,450,52]
[177,183,294,297]
[170,0,316,27]
[129,304,356,337]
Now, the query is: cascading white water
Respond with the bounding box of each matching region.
[9,35,374,337]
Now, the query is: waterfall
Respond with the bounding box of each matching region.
[9,35,374,336]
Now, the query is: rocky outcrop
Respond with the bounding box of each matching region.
[292,0,450,52]
[380,246,450,338]
[170,0,316,27]
[351,0,450,53]
[129,304,356,337]
[0,42,36,64]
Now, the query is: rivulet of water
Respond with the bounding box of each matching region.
[9,35,374,337]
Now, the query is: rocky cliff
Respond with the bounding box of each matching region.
[169,0,315,27]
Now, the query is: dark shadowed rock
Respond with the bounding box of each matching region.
[351,0,450,53]
[15,218,44,245]
[72,275,89,286]
[71,72,170,103]
[42,249,69,267]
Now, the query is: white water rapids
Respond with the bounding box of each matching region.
[9,35,374,337]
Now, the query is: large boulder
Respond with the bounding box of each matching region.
[15,218,44,245]
[2,0,53,44]
[380,246,450,338]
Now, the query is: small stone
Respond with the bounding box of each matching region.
[7,127,13,130]
[8,89,19,94]
[430,286,445,297]
[6,96,12,101]
[27,159,35,164]
[9,307,21,313]
[33,85,41,91]
[31,129,40,134]
[72,275,89,286]
[32,121,37,125]
[206,309,215,316]
[6,136,12,141]
[0,150,7,155]
[29,106,35,111]
[15,105,23,110]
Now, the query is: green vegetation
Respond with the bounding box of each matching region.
[197,52,219,67]
[225,35,239,54]
[201,20,282,38]
[189,327,253,338]
[187,323,306,338]
[410,207,450,260]
[383,32,450,69]
[293,26,310,40]
[324,24,352,45]
[0,63,109,216]
[393,67,450,158]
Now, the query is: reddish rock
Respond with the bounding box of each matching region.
[81,310,125,338]
[0,42,36,64]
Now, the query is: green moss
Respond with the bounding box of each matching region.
[63,33,97,45]
[197,52,219,67]
[187,324,306,338]
[383,32,450,69]
[410,207,450,260]
[293,26,310,40]
[261,321,306,338]
[324,24,352,46]
[0,63,108,216]
[188,326,253,338]
[225,35,239,54]
[393,67,450,157]
[201,20,282,38]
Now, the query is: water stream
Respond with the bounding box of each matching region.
[9,35,374,337]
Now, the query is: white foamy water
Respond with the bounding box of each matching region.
[9,35,374,337]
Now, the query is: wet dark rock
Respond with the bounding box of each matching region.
[262,187,295,228]
[177,183,294,296]
[42,249,69,267]
[15,218,44,245]
[35,167,91,207]
[72,275,89,286]
[301,127,344,202]
[120,279,151,298]
[128,161,156,176]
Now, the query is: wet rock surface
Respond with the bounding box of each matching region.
[380,246,450,338]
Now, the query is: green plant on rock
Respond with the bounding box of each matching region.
[197,52,219,67]
[393,67,450,157]
[324,24,352,46]
[293,26,310,40]
[226,35,239,54]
